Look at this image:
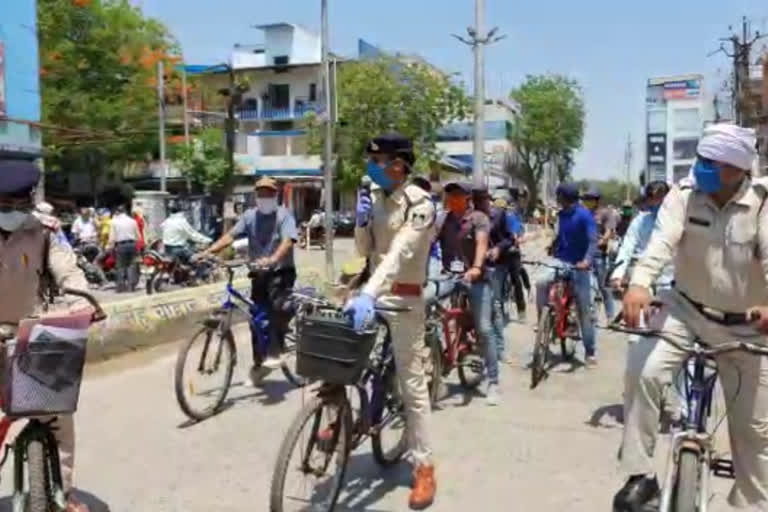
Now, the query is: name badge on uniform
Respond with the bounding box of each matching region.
[450,259,466,273]
[688,217,711,227]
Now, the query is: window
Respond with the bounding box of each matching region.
[673,164,691,183]
[647,109,667,133]
[674,108,700,133]
[309,83,317,102]
[273,55,289,66]
[673,138,698,160]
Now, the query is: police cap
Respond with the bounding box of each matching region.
[0,160,41,198]
[366,133,416,165]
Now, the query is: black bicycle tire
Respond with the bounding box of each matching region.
[426,325,444,404]
[27,439,50,512]
[371,362,408,467]
[269,395,351,512]
[174,327,236,421]
[673,449,700,512]
[531,307,554,389]
[281,319,307,388]
[457,328,485,390]
[145,269,158,295]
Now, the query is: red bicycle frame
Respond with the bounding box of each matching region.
[436,293,475,369]
[548,278,575,340]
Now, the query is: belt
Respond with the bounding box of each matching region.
[116,240,136,245]
[679,290,748,326]
[391,282,422,297]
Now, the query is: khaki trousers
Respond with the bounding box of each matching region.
[378,294,433,466]
[621,289,768,509]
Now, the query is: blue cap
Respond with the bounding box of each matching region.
[0,160,40,197]
[556,183,580,201]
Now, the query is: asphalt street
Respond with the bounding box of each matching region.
[0,237,742,511]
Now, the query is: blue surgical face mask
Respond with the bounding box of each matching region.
[693,159,722,194]
[648,204,661,215]
[366,160,396,191]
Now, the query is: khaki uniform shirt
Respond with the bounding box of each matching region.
[631,177,768,313]
[0,216,89,324]
[355,183,436,298]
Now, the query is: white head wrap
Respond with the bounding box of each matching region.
[35,202,54,215]
[696,123,757,171]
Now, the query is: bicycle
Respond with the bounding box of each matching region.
[174,260,331,421]
[0,288,106,512]
[525,260,582,389]
[269,303,410,512]
[424,275,486,403]
[609,313,768,512]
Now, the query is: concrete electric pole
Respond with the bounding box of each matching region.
[453,0,506,188]
[624,134,633,202]
[157,60,167,193]
[321,0,335,282]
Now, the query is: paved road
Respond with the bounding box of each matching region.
[0,239,741,511]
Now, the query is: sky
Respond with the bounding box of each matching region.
[139,0,768,180]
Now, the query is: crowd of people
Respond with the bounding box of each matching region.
[5,121,768,511]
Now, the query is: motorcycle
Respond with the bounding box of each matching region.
[73,242,114,287]
[143,240,220,295]
[298,223,327,249]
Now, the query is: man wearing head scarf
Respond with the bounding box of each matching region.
[614,124,768,511]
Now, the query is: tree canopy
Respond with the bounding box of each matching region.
[172,128,230,191]
[309,58,469,191]
[39,0,179,186]
[509,74,585,207]
[574,178,640,206]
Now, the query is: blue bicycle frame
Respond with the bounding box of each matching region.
[219,272,272,361]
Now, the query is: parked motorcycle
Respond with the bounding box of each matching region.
[298,224,327,249]
[73,242,113,287]
[143,240,220,295]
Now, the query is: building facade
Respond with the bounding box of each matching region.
[0,0,42,160]
[645,74,714,184]
[435,99,519,189]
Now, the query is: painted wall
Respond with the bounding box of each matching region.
[0,0,41,157]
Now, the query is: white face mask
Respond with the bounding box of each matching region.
[256,197,278,214]
[0,211,30,232]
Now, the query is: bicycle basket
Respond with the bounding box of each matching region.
[296,311,377,384]
[0,326,88,417]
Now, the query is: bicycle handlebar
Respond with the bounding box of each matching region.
[61,288,107,323]
[607,323,768,358]
[522,260,577,271]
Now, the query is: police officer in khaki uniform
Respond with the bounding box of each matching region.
[614,124,768,511]
[0,160,91,512]
[346,133,437,510]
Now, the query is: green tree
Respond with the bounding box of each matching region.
[575,178,640,206]
[509,74,585,209]
[172,128,230,190]
[309,58,469,191]
[38,0,179,196]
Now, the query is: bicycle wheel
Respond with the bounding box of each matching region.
[270,394,351,512]
[673,449,700,512]
[457,328,485,390]
[425,322,444,404]
[281,318,307,388]
[27,439,50,512]
[174,327,236,421]
[531,307,554,389]
[372,362,408,466]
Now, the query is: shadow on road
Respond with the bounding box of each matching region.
[333,454,412,512]
[226,378,298,406]
[587,403,624,428]
[438,382,483,408]
[0,489,111,511]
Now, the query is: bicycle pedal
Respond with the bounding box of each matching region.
[712,458,735,479]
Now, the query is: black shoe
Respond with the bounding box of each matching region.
[613,475,660,512]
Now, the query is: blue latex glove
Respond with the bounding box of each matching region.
[356,192,372,227]
[344,293,375,331]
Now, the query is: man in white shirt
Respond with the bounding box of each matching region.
[161,204,212,265]
[71,207,99,246]
[107,205,140,292]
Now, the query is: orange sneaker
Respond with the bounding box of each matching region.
[409,464,436,510]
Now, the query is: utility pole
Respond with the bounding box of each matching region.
[453,0,506,188]
[624,134,633,202]
[157,60,167,193]
[321,0,335,282]
[712,17,766,126]
[181,63,192,193]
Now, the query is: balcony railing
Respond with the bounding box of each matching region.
[237,100,323,121]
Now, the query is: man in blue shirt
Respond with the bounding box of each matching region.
[535,183,599,366]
